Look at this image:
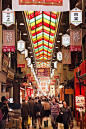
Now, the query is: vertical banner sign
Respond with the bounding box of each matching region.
[57,51,62,61]
[2,54,9,73]
[2,8,15,27]
[57,63,63,74]
[17,40,25,51]
[21,61,27,73]
[3,30,15,52]
[26,67,31,77]
[62,49,71,64]
[70,29,82,51]
[17,52,25,68]
[70,7,82,26]
[62,34,70,47]
[12,0,70,12]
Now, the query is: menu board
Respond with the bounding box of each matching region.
[76,95,85,107]
[37,68,50,77]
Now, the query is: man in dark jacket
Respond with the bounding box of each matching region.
[21,99,29,129]
[0,96,9,129]
[28,97,35,127]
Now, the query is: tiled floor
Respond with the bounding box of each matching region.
[30,117,83,129]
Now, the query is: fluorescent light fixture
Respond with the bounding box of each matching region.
[28,47,30,49]
[59,33,63,36]
[57,41,60,43]
[23,33,27,36]
[20,23,24,25]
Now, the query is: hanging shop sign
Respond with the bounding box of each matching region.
[26,57,31,66]
[50,85,55,96]
[37,68,50,77]
[12,0,70,12]
[54,61,57,69]
[2,54,9,73]
[62,49,71,64]
[70,7,82,26]
[54,70,59,79]
[2,8,15,27]
[17,40,25,52]
[21,49,28,58]
[17,52,25,68]
[70,29,82,51]
[26,67,31,77]
[57,51,62,61]
[21,61,27,73]
[62,34,70,47]
[7,68,15,80]
[57,63,63,74]
[3,30,15,52]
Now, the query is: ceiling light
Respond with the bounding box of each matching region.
[29,52,32,53]
[28,47,30,49]
[61,23,66,25]
[20,23,24,26]
[53,59,55,60]
[23,33,27,36]
[31,56,33,57]
[57,41,60,43]
[59,33,63,36]
[55,47,58,48]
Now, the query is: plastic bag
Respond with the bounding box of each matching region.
[28,116,31,125]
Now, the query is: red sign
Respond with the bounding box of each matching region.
[3,30,15,52]
[27,88,33,96]
[37,68,50,77]
[19,0,63,6]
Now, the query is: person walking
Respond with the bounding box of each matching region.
[61,100,73,129]
[35,99,44,129]
[50,97,60,129]
[28,97,35,128]
[42,98,50,127]
[21,99,29,129]
[0,96,9,129]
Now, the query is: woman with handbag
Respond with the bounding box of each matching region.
[61,100,73,129]
[35,99,44,129]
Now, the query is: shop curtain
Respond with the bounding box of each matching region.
[70,29,82,52]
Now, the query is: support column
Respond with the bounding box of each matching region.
[13,81,20,103]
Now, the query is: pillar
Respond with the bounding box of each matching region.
[13,81,20,103]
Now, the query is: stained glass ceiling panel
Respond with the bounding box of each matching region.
[24,11,61,68]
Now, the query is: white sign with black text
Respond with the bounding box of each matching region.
[62,34,70,47]
[70,7,82,26]
[2,8,15,27]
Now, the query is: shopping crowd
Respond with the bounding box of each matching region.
[0,96,73,129]
[21,96,73,129]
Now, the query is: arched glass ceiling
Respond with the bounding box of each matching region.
[24,11,61,68]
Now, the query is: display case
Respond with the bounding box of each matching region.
[6,103,22,129]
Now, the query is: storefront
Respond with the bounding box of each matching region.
[74,60,86,128]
